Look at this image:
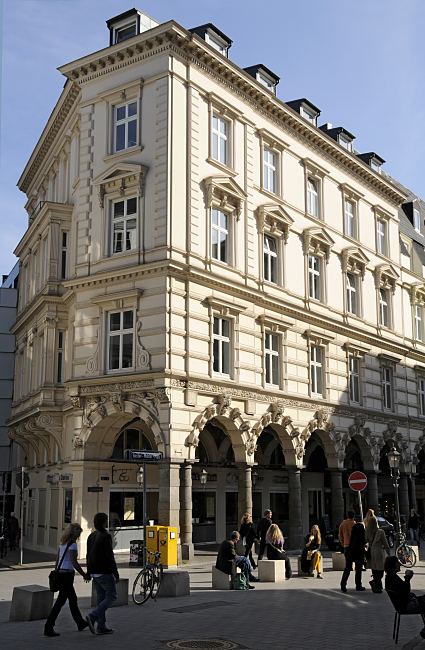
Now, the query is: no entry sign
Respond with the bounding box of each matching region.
[348,471,368,492]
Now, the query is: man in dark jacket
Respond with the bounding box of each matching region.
[216,531,256,588]
[257,509,272,560]
[86,513,119,635]
[385,556,425,638]
[340,519,366,593]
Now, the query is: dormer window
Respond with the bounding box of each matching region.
[244,65,279,95]
[339,134,352,151]
[357,152,385,173]
[370,158,381,173]
[106,9,159,46]
[414,207,421,233]
[286,99,321,126]
[301,106,317,125]
[189,24,232,58]
[205,30,228,55]
[257,72,275,92]
[114,21,137,43]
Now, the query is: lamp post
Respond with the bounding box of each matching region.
[136,465,146,566]
[387,445,401,535]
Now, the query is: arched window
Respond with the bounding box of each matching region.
[111,425,153,459]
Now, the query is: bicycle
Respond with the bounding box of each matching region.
[132,549,163,605]
[395,531,417,568]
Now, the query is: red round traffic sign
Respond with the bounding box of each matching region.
[348,471,368,492]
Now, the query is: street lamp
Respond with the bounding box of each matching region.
[200,468,208,486]
[136,466,144,486]
[136,465,146,566]
[252,469,258,488]
[387,445,401,534]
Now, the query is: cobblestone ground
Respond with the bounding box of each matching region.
[1,552,425,650]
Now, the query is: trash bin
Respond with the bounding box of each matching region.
[129,539,144,566]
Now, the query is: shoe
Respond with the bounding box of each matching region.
[252,564,257,570]
[85,615,96,635]
[341,586,347,593]
[78,622,89,632]
[248,585,255,589]
[249,576,259,582]
[317,574,323,579]
[356,586,366,591]
[97,628,114,635]
[44,629,60,637]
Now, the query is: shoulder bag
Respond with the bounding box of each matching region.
[49,541,73,592]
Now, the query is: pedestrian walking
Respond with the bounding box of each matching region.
[340,518,366,593]
[86,513,120,635]
[300,524,322,579]
[265,523,292,579]
[408,509,420,546]
[239,512,258,569]
[364,510,378,546]
[369,524,390,593]
[338,510,355,554]
[257,509,272,560]
[44,523,89,637]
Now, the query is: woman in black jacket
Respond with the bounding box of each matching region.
[239,512,258,569]
[300,525,322,578]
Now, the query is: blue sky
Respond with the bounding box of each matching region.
[1,0,424,274]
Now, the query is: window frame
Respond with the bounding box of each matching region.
[263,234,279,284]
[413,207,421,233]
[56,330,65,384]
[381,365,393,411]
[418,376,425,416]
[263,147,278,194]
[107,308,135,373]
[307,177,320,219]
[348,354,361,404]
[113,99,139,153]
[264,330,280,387]
[415,304,424,342]
[346,272,359,316]
[308,254,322,301]
[211,207,230,264]
[110,195,139,256]
[211,111,231,167]
[379,287,390,327]
[310,344,324,397]
[376,217,388,256]
[212,316,231,376]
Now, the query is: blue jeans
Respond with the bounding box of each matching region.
[235,555,253,584]
[90,574,117,630]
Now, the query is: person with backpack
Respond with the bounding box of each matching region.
[216,531,257,589]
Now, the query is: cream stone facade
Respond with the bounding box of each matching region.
[8,11,425,555]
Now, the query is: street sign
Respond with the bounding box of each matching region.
[348,471,368,492]
[88,486,103,493]
[125,449,163,462]
[15,472,30,490]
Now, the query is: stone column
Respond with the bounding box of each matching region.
[410,475,417,511]
[399,474,410,522]
[158,461,181,529]
[179,461,194,561]
[366,471,379,513]
[330,470,344,527]
[288,467,303,550]
[237,464,253,525]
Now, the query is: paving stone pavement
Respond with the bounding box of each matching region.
[1,552,425,649]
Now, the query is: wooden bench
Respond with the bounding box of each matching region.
[258,559,285,582]
[158,571,190,597]
[91,577,129,607]
[9,585,53,622]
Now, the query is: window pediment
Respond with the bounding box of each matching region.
[203,175,246,218]
[374,263,398,290]
[205,295,246,316]
[341,246,369,276]
[303,328,334,344]
[94,162,148,206]
[302,227,334,260]
[256,203,293,241]
[410,283,425,305]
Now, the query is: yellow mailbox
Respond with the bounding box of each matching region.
[146,525,161,556]
[158,526,178,567]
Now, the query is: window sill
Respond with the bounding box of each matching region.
[103,145,143,163]
[343,233,359,243]
[206,157,237,176]
[254,184,283,203]
[106,367,135,375]
[305,210,323,222]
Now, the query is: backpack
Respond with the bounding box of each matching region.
[232,572,248,590]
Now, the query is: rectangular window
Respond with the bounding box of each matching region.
[344,200,355,238]
[211,113,229,165]
[60,232,68,280]
[419,378,425,416]
[382,366,393,410]
[263,235,278,283]
[263,148,277,193]
[414,208,421,232]
[114,101,138,152]
[310,345,323,395]
[415,305,423,341]
[213,317,230,375]
[56,331,64,384]
[211,209,229,263]
[307,178,319,217]
[114,21,137,43]
[308,255,321,300]
[112,197,137,254]
[265,332,279,386]
[301,106,316,125]
[205,32,227,56]
[379,288,389,327]
[349,355,360,403]
[346,273,358,315]
[339,135,352,151]
[400,238,411,269]
[108,310,134,371]
[377,219,387,255]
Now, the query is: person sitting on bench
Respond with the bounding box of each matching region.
[265,523,292,579]
[216,531,258,589]
[385,555,425,639]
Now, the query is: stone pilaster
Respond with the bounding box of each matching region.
[158,461,181,530]
[399,474,410,521]
[237,464,253,525]
[288,467,303,549]
[179,461,194,561]
[330,469,344,527]
[410,476,417,512]
[366,471,379,513]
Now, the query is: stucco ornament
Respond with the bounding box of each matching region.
[302,408,335,441]
[251,402,304,468]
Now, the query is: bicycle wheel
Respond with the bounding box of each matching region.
[396,544,417,568]
[132,567,153,605]
[150,565,163,600]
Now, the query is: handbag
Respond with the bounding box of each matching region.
[232,573,248,590]
[49,541,73,592]
[306,550,314,560]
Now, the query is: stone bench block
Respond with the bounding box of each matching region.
[409,545,419,559]
[212,566,232,590]
[298,556,310,576]
[158,571,190,597]
[332,552,346,571]
[9,584,53,622]
[91,577,129,607]
[258,559,285,582]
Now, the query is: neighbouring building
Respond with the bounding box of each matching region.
[0,264,19,520]
[8,8,425,555]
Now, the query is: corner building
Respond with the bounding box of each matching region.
[9,9,425,555]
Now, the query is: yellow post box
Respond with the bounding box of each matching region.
[158,526,178,567]
[146,525,161,556]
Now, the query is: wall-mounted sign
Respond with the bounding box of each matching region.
[88,486,103,493]
[100,476,110,481]
[125,449,163,462]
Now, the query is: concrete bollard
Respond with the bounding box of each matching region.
[158,571,190,597]
[91,577,129,607]
[9,585,54,622]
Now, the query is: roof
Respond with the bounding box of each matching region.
[189,23,233,46]
[106,8,140,27]
[319,124,356,141]
[243,64,280,85]
[286,98,321,116]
